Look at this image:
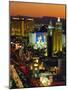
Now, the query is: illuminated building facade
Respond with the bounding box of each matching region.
[10,17,35,37]
[24,18,35,36]
[48,21,54,57]
[53,17,63,56]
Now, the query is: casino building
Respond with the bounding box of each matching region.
[53,17,63,56]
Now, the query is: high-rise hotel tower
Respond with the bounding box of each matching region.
[53,17,63,56]
[48,21,54,57]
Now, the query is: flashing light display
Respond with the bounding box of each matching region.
[29,32,47,49]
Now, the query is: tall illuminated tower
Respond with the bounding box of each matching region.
[48,20,54,57]
[53,17,63,56]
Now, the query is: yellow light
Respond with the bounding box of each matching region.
[35,59,39,63]
[40,76,51,86]
[34,63,38,66]
[34,68,38,70]
[15,43,21,50]
[12,17,19,20]
[30,65,33,70]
